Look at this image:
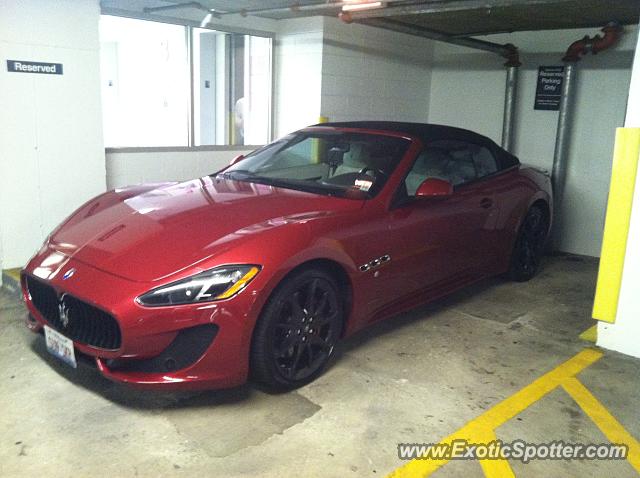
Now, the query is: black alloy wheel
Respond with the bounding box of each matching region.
[509,205,549,282]
[251,269,343,391]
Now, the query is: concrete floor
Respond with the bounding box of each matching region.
[1,254,639,477]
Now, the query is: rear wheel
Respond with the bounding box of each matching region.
[508,205,548,282]
[250,269,343,391]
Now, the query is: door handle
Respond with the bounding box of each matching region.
[480,197,493,209]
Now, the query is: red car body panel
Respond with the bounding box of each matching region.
[22,125,552,390]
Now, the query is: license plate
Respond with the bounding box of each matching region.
[44,325,77,368]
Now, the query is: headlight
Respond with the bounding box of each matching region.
[136,265,260,307]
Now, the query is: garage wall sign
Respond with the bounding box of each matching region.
[6,60,63,75]
[534,66,564,111]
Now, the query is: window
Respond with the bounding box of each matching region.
[471,145,498,178]
[99,16,189,147]
[404,140,478,195]
[223,132,410,198]
[193,29,272,146]
[446,142,476,185]
[99,16,272,148]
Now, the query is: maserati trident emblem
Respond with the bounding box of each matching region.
[62,268,76,280]
[58,294,71,328]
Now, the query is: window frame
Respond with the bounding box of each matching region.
[470,144,500,180]
[225,131,412,199]
[99,9,275,150]
[393,139,519,207]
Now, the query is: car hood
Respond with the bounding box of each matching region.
[49,177,362,282]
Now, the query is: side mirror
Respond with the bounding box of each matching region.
[415,178,453,198]
[230,154,245,166]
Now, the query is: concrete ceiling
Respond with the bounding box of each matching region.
[128,1,640,36]
[353,0,640,37]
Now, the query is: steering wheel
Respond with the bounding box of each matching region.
[358,167,384,178]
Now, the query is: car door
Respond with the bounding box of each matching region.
[385,140,499,299]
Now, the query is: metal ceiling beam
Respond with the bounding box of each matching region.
[216,0,414,17]
[357,17,516,57]
[144,1,215,14]
[340,0,580,20]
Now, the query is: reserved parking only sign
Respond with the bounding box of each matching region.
[534,66,564,110]
[6,60,63,75]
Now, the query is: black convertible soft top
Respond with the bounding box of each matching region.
[313,121,520,170]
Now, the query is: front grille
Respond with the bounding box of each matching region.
[26,275,122,350]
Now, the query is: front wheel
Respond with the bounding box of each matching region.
[508,205,549,282]
[250,269,343,391]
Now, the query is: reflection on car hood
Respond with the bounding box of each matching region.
[49,177,362,282]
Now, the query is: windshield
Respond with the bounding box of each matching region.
[220,131,410,198]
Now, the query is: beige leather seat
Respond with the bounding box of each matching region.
[405,148,451,196]
[333,143,370,176]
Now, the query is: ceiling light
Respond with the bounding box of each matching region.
[342,1,385,12]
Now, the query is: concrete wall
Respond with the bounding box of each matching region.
[0,0,106,270]
[274,17,435,136]
[105,147,257,189]
[321,17,433,123]
[274,17,325,137]
[428,27,638,257]
[597,25,640,358]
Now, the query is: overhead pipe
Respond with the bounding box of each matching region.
[352,17,518,59]
[142,1,410,19]
[219,0,577,20]
[338,0,574,21]
[217,0,411,17]
[551,22,623,246]
[143,2,222,18]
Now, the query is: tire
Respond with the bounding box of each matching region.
[250,268,343,391]
[508,205,549,282]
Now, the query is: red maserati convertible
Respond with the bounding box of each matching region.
[22,122,552,391]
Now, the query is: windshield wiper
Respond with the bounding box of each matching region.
[218,169,257,180]
[218,171,360,197]
[219,170,283,188]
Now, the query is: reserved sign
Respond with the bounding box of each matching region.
[7,60,63,75]
[534,66,563,111]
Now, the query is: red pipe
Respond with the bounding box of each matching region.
[503,43,521,67]
[339,11,353,23]
[563,22,623,63]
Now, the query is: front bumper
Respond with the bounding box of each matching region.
[22,248,264,390]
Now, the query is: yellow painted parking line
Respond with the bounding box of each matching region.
[477,429,515,478]
[387,349,603,477]
[562,377,640,473]
[467,348,602,430]
[578,324,598,343]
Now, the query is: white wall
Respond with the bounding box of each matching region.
[0,0,106,270]
[428,27,638,257]
[194,30,219,146]
[105,148,257,189]
[99,16,190,147]
[321,17,433,123]
[274,17,325,137]
[597,24,640,358]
